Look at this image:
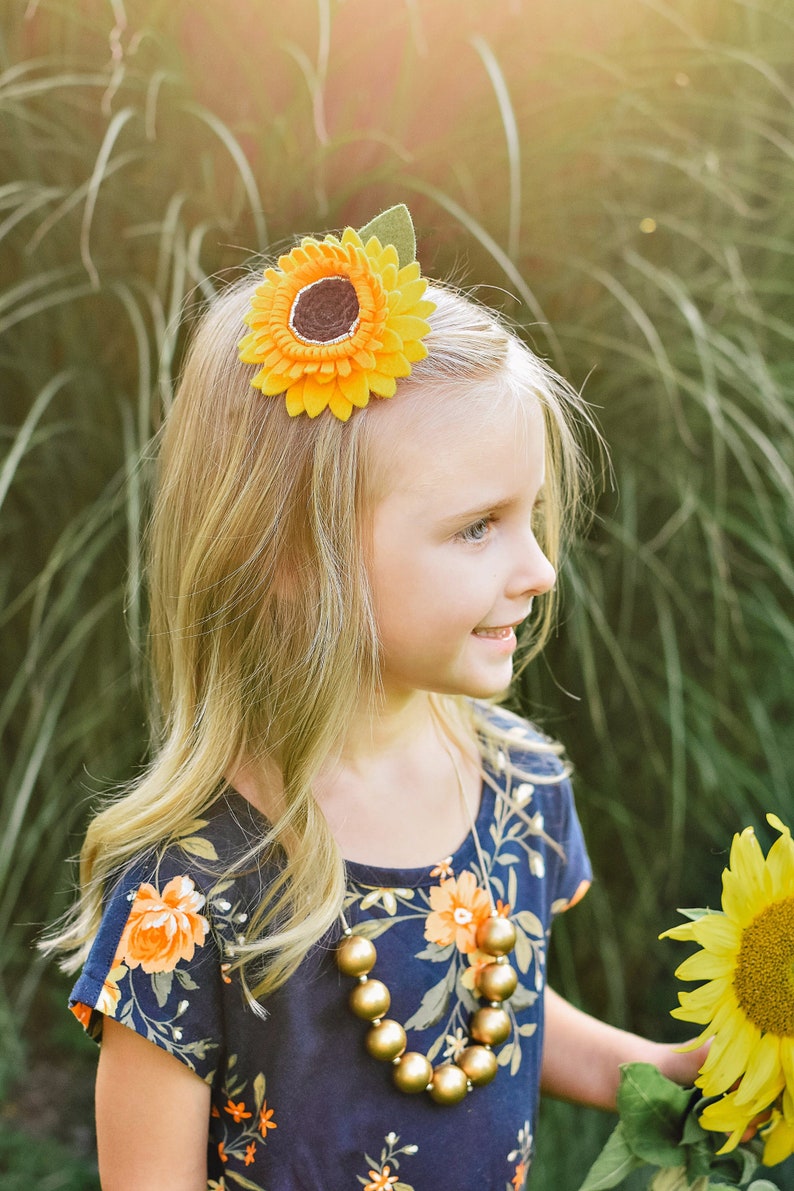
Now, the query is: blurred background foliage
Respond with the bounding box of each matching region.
[1,0,793,1186]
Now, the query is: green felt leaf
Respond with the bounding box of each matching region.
[577,1123,646,1190]
[617,1063,694,1167]
[357,204,416,268]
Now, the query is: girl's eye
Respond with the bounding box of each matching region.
[458,517,492,544]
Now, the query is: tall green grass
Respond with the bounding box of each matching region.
[1,1,792,1185]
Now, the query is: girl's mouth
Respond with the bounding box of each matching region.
[472,625,516,640]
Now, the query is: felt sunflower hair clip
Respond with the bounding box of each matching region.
[238,204,436,422]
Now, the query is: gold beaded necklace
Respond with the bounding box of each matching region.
[335,742,518,1106]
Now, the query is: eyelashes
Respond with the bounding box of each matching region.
[457,517,492,544]
[456,497,545,547]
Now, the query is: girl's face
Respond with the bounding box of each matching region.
[366,387,556,704]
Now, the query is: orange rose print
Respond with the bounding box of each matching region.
[71,1001,93,1029]
[460,949,492,991]
[424,871,491,954]
[96,962,126,1016]
[118,875,209,973]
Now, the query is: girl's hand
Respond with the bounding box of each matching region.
[652,1037,710,1087]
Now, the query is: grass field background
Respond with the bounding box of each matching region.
[2,1,793,1186]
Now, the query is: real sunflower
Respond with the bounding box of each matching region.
[238,228,435,422]
[661,813,794,1163]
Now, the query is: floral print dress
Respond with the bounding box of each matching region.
[70,705,591,1191]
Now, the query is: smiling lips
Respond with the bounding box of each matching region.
[472,624,518,639]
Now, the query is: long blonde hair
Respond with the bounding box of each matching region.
[47,276,594,998]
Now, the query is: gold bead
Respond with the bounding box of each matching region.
[336,934,377,978]
[429,1063,469,1105]
[365,1019,407,1062]
[349,978,391,1021]
[393,1051,433,1094]
[476,915,517,957]
[457,1045,498,1086]
[477,961,518,1002]
[470,1005,511,1047]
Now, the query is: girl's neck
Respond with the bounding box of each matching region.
[314,691,482,869]
[229,691,483,869]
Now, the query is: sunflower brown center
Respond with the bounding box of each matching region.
[732,897,794,1036]
[290,276,360,345]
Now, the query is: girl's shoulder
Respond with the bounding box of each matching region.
[121,788,272,890]
[70,791,272,1080]
[471,699,569,783]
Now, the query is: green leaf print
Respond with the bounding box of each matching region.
[403,963,456,1031]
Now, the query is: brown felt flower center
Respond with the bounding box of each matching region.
[289,276,360,345]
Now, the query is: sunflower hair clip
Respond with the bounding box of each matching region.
[238,204,436,422]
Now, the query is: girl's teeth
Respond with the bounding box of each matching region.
[475,626,512,639]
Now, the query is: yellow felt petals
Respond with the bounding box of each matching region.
[238,220,435,421]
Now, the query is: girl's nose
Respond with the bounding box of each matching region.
[507,534,556,600]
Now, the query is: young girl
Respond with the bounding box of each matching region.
[51,206,704,1190]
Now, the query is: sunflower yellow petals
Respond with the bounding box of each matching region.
[723,828,769,923]
[674,949,733,981]
[780,1037,794,1090]
[691,913,741,954]
[700,1098,752,1155]
[698,1012,758,1095]
[660,920,699,942]
[699,1089,756,1135]
[733,1032,786,1106]
[766,819,794,889]
[762,1110,794,1166]
[674,977,730,1020]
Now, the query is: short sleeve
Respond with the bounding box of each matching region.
[69,852,225,1083]
[544,772,592,917]
[480,702,592,920]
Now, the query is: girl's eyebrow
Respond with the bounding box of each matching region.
[437,496,514,528]
[439,487,546,529]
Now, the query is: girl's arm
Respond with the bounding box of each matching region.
[96,1017,211,1190]
[540,985,708,1110]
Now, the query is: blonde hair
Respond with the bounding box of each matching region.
[47,276,594,999]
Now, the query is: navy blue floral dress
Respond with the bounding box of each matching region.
[70,706,591,1191]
